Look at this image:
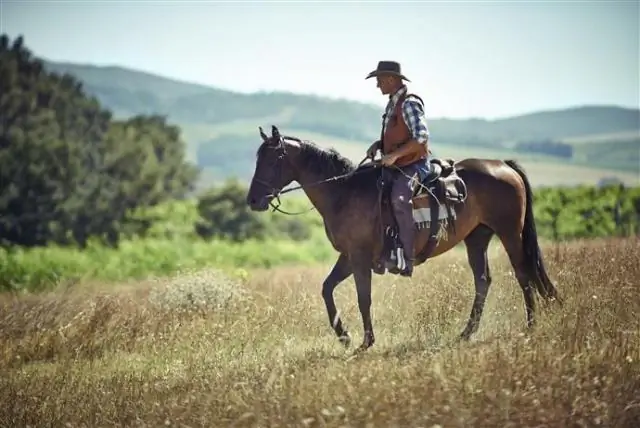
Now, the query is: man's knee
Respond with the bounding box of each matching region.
[390,183,412,211]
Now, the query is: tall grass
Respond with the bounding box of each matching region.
[1,237,638,427]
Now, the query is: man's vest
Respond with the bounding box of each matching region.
[381,92,428,167]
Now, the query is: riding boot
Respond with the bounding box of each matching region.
[394,204,416,277]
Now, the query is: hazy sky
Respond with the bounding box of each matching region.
[2,0,639,119]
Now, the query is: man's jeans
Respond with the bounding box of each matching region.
[388,158,429,262]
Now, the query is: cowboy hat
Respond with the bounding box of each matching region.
[365,60,411,82]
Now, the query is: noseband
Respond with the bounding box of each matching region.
[252,135,317,215]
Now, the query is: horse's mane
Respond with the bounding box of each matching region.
[296,138,356,176]
[293,137,379,196]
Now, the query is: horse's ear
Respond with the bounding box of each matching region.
[271,125,280,139]
[259,126,268,142]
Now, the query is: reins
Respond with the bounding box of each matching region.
[266,156,377,215]
[265,157,437,216]
[261,137,440,216]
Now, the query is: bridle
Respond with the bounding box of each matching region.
[252,135,377,216]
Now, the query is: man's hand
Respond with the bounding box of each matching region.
[394,140,428,159]
[366,140,381,159]
[381,152,399,166]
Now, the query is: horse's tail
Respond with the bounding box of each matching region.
[504,159,563,305]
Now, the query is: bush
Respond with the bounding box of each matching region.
[194,179,314,242]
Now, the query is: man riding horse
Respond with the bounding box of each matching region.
[247,61,562,350]
[364,60,431,277]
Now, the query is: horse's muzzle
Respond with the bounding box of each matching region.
[247,195,271,212]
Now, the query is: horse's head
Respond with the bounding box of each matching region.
[247,125,298,211]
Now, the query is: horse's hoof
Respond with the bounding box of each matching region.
[372,263,386,275]
[338,333,351,348]
[356,331,375,352]
[354,342,373,354]
[386,263,401,275]
[458,330,473,342]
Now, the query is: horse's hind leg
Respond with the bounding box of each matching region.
[496,229,536,329]
[460,224,495,340]
[322,253,353,347]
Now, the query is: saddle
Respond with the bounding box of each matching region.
[413,158,467,202]
[374,157,468,275]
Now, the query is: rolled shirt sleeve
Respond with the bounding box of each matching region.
[401,97,430,145]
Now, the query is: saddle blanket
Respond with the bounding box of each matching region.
[412,204,456,230]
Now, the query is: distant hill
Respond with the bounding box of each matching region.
[432,107,639,144]
[43,60,380,142]
[42,60,640,187]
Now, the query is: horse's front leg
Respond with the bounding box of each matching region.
[351,254,375,351]
[322,253,353,347]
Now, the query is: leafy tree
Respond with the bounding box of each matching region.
[0,34,112,246]
[194,179,313,242]
[533,185,640,240]
[0,34,199,248]
[195,179,268,241]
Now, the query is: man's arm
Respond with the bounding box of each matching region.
[389,96,430,158]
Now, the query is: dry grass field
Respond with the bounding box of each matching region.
[1,237,639,427]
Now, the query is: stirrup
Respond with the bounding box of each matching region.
[388,246,413,274]
[399,259,414,277]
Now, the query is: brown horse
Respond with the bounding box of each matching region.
[246,125,563,351]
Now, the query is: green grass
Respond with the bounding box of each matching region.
[0,232,337,293]
[0,193,331,292]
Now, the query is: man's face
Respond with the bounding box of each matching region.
[376,74,397,95]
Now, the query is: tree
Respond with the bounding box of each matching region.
[194,179,313,242]
[0,34,199,248]
[0,34,112,246]
[195,179,269,241]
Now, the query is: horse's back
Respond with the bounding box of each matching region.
[453,158,525,188]
[450,157,528,229]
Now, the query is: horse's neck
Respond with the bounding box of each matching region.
[287,143,356,220]
[294,159,355,222]
[294,168,335,219]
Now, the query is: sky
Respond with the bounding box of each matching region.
[2,0,639,119]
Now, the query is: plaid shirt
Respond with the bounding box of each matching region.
[382,85,430,145]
